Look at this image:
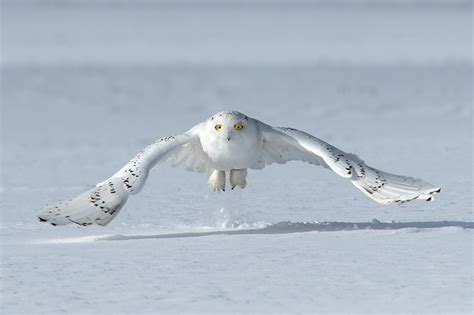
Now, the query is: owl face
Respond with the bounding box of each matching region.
[207,111,255,143]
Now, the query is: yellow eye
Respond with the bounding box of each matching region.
[214,124,222,131]
[234,123,244,130]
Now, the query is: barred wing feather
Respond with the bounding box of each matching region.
[256,121,441,204]
[38,124,206,226]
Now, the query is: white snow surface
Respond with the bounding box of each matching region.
[1,1,473,314]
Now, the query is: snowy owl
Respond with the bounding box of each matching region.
[38,111,441,226]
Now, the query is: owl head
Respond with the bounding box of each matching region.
[206,111,257,142]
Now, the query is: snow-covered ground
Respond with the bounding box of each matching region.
[1,1,472,314]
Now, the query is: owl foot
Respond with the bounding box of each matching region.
[208,170,226,192]
[230,169,247,190]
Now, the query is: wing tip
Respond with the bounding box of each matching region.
[37,177,130,227]
[423,187,442,202]
[38,216,59,226]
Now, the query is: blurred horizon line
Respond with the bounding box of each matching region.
[1,59,473,68]
[1,0,472,7]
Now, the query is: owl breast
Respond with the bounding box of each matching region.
[199,129,263,171]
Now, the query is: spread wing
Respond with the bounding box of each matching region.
[255,121,441,204]
[38,123,209,226]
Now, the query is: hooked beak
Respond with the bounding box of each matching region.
[226,131,232,142]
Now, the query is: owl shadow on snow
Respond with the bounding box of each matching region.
[98,220,474,241]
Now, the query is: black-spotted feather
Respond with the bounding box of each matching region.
[257,121,441,204]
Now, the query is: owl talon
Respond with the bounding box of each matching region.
[208,170,226,192]
[230,169,247,190]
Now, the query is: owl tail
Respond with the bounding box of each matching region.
[38,177,129,226]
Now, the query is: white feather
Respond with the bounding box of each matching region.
[38,124,204,226]
[256,121,441,204]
